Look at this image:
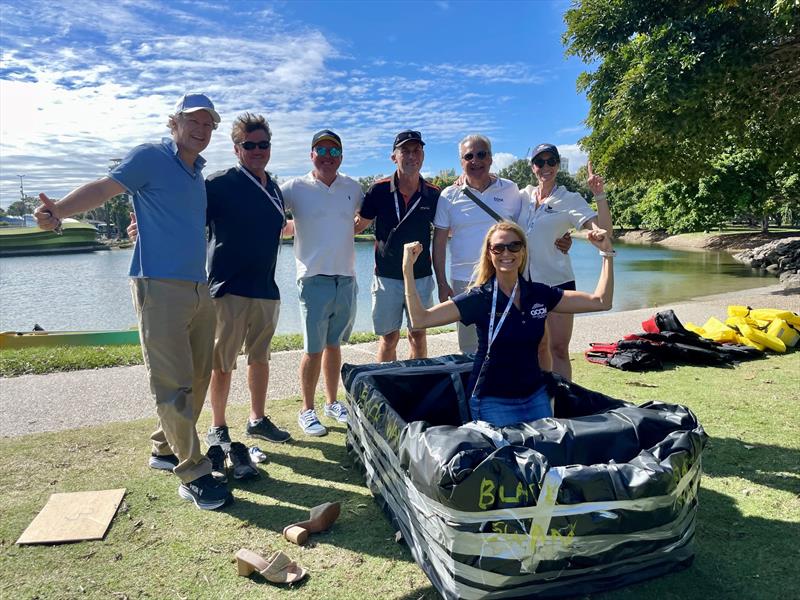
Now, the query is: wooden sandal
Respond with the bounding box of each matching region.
[283,501,341,545]
[235,548,307,584]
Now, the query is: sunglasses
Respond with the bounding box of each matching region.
[532,157,558,168]
[462,150,490,161]
[314,146,342,157]
[489,241,524,254]
[238,140,271,150]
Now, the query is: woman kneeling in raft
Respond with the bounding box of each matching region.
[402,221,615,427]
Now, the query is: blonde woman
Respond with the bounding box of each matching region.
[402,221,614,427]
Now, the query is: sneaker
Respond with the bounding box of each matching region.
[207,425,232,451]
[227,442,259,481]
[246,416,291,443]
[323,401,349,424]
[207,445,228,483]
[298,409,327,437]
[149,452,178,471]
[178,474,231,510]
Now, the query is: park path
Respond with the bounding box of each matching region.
[1,283,797,438]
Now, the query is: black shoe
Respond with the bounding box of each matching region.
[149,453,179,471]
[207,425,232,451]
[178,474,231,510]
[207,445,228,483]
[246,416,291,443]
[228,442,260,481]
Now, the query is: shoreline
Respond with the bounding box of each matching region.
[571,228,800,253]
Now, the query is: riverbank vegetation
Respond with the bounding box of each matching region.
[0,327,455,378]
[1,352,797,599]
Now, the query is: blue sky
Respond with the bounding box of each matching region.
[0,0,593,207]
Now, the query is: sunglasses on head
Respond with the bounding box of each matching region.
[238,140,271,150]
[314,146,342,157]
[532,156,558,168]
[462,150,490,161]
[489,241,524,254]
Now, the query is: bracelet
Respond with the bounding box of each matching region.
[599,249,616,257]
[594,192,607,201]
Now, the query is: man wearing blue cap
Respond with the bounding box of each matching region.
[34,93,231,510]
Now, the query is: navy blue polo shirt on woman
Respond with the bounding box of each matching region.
[453,277,563,398]
[206,166,285,300]
[360,173,440,280]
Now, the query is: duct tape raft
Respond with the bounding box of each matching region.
[342,354,707,599]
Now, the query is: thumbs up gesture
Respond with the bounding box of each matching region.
[34,193,63,232]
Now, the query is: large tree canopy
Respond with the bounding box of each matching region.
[564,0,800,184]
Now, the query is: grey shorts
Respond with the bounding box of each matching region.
[371,275,435,336]
[297,274,357,354]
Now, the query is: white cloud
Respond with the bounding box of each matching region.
[557,125,587,136]
[556,143,588,173]
[492,152,518,171]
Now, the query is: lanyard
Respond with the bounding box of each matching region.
[393,181,423,226]
[487,277,519,357]
[237,165,286,226]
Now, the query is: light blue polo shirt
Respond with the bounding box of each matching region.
[109,138,208,282]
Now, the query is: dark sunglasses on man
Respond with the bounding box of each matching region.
[489,241,524,254]
[314,146,342,157]
[462,150,490,161]
[238,140,271,150]
[532,156,558,168]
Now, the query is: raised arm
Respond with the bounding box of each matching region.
[432,227,453,302]
[585,161,612,234]
[403,242,461,329]
[35,177,126,230]
[553,228,614,314]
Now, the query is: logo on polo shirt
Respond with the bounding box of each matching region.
[530,303,547,318]
[493,197,504,203]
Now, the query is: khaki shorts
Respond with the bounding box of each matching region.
[212,294,280,372]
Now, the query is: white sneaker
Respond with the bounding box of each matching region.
[298,409,327,437]
[323,401,349,424]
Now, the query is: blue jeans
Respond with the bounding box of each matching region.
[469,385,553,427]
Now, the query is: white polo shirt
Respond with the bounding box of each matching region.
[433,178,522,282]
[281,172,364,279]
[519,184,597,286]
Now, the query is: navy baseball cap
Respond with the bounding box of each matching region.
[531,143,560,161]
[311,129,342,148]
[393,130,425,149]
[173,93,220,124]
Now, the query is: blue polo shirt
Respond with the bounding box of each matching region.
[206,166,285,300]
[453,277,563,398]
[109,138,208,282]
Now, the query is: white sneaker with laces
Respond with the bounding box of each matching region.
[298,409,327,436]
[323,401,349,424]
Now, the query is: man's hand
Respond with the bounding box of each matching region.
[437,281,454,303]
[126,212,138,242]
[34,193,62,232]
[555,231,572,255]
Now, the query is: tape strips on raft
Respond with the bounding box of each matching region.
[345,390,702,599]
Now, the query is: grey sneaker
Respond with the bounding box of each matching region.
[207,445,227,483]
[246,416,291,443]
[178,474,231,510]
[227,442,259,481]
[323,401,349,424]
[298,409,327,437]
[149,452,178,471]
[207,425,231,451]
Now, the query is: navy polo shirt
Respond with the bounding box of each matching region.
[454,277,563,398]
[206,166,285,300]
[360,173,440,280]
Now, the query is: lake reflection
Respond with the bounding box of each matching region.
[0,240,770,333]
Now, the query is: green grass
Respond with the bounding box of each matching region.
[0,327,455,378]
[0,353,798,599]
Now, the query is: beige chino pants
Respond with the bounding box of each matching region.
[131,278,215,483]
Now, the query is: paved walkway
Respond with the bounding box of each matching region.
[1,283,797,438]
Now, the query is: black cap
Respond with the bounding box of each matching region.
[531,143,560,162]
[311,129,342,148]
[393,130,425,149]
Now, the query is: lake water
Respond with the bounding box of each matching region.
[0,240,770,333]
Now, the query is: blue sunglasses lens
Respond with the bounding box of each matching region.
[315,146,341,157]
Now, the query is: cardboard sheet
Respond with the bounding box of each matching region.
[17,488,126,545]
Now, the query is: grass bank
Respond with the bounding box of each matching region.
[1,352,798,599]
[0,327,456,378]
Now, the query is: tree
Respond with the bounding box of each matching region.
[6,197,38,216]
[564,0,800,185]
[428,169,458,190]
[358,175,383,194]
[498,159,536,189]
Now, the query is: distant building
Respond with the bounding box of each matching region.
[560,156,570,173]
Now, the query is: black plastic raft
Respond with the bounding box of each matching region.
[342,354,707,600]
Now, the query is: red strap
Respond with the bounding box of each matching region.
[641,316,660,333]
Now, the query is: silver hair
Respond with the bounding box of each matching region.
[458,134,492,157]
